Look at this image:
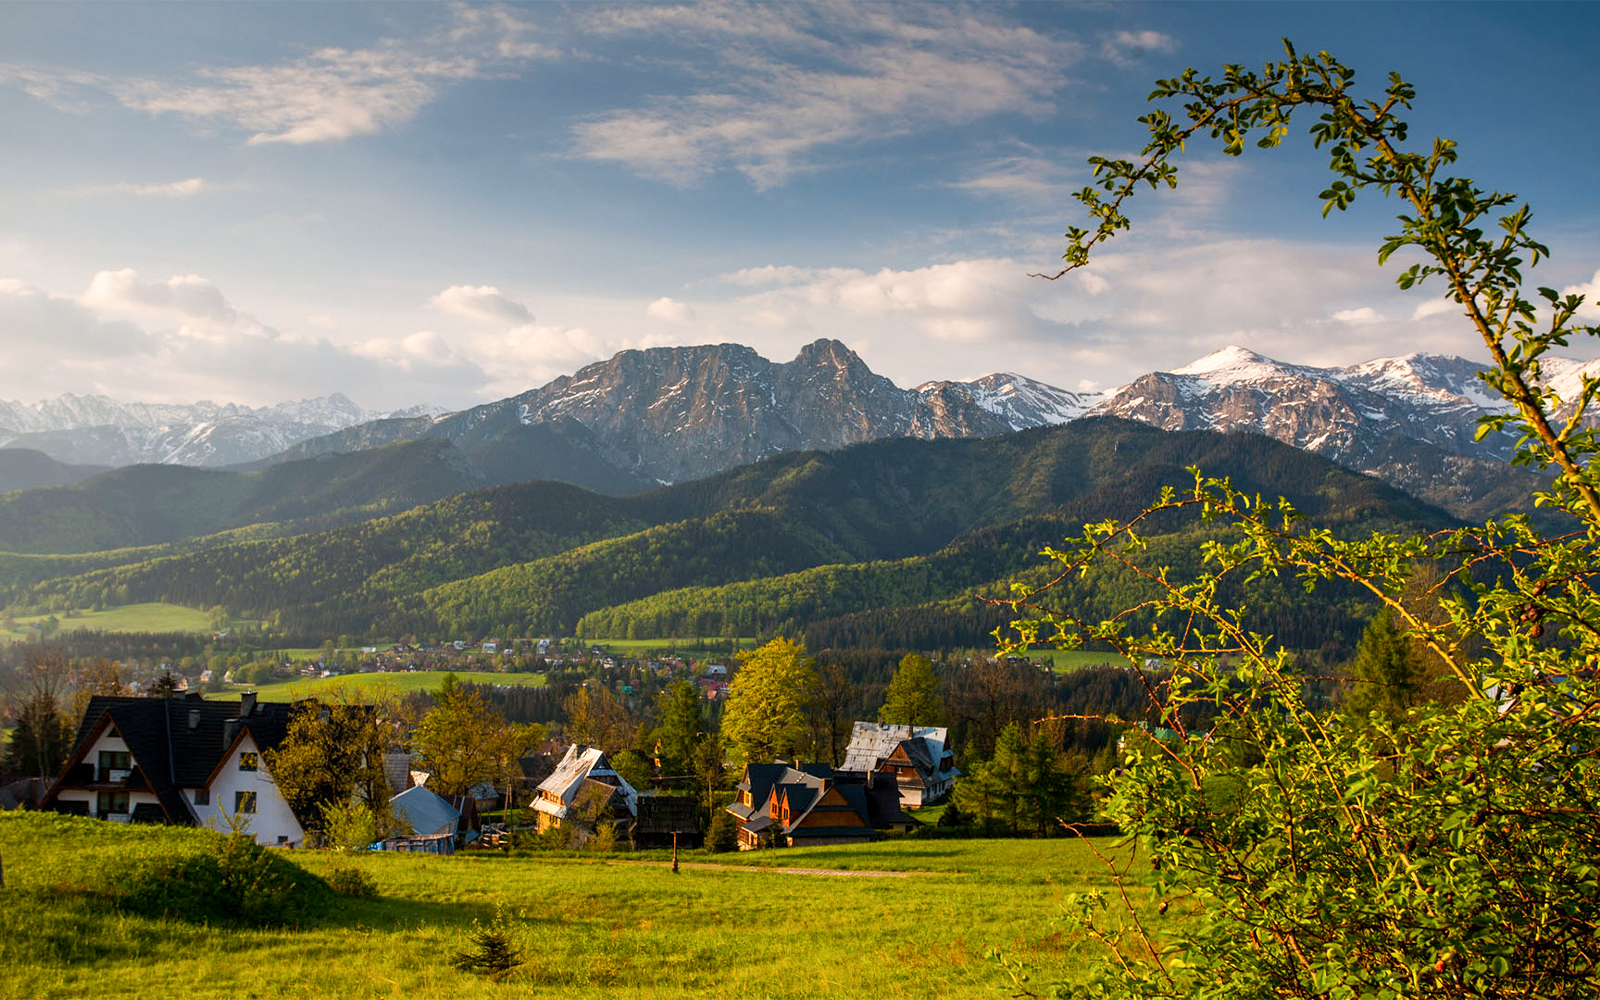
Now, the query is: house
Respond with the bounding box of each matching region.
[42,692,306,846]
[839,722,959,808]
[532,744,638,837]
[726,762,915,850]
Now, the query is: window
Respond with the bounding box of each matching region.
[97,750,131,778]
[234,790,257,814]
[96,790,129,815]
[193,788,210,806]
[238,752,259,772]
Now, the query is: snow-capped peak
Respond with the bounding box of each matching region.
[1170,345,1300,382]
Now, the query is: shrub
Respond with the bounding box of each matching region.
[325,865,378,899]
[118,833,332,926]
[705,809,738,854]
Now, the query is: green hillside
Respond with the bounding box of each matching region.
[3,420,1455,647]
[0,438,483,554]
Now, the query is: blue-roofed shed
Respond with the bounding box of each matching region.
[391,784,461,837]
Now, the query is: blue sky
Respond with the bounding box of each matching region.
[1,1,1596,411]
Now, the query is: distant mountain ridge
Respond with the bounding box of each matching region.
[272,340,1087,485]
[0,392,446,467]
[1092,345,1526,466]
[8,340,1588,532]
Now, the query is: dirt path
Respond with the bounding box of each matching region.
[612,860,932,878]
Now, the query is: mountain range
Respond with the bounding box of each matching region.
[0,393,444,468]
[2,339,1585,535]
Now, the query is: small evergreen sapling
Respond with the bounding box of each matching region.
[450,909,524,980]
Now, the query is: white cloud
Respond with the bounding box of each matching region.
[1332,307,1384,325]
[1100,30,1178,67]
[2,6,566,146]
[79,269,247,330]
[646,297,696,324]
[64,178,206,199]
[111,47,480,145]
[1411,296,1457,321]
[1562,268,1600,320]
[0,271,488,409]
[431,285,535,325]
[573,4,1080,188]
[721,264,856,287]
[950,155,1077,202]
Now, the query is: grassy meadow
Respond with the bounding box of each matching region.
[0,812,1152,999]
[0,602,212,642]
[210,670,548,701]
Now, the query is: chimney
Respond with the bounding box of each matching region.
[187,709,201,731]
[222,718,240,749]
[239,692,257,718]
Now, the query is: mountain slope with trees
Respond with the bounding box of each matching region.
[4,419,1457,649]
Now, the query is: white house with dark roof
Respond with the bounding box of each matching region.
[42,692,306,846]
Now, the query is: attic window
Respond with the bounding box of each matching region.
[193,788,210,806]
[239,752,259,771]
[234,790,256,814]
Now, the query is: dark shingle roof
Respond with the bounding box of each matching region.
[51,693,296,824]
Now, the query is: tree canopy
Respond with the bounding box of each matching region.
[413,673,540,798]
[720,637,817,766]
[877,653,945,728]
[1003,41,1600,998]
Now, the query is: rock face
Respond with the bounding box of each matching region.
[419,339,1031,484]
[0,392,440,467]
[1092,346,1533,467]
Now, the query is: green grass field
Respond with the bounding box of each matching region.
[0,602,212,642]
[209,670,548,701]
[972,647,1134,673]
[0,812,1150,999]
[586,637,754,657]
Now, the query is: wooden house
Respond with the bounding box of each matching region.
[839,722,959,808]
[726,762,915,850]
[532,744,638,837]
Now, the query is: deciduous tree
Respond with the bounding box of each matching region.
[878,653,944,728]
[720,637,817,765]
[414,674,539,798]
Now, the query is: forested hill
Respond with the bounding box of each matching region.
[6,418,1456,640]
[0,439,486,554]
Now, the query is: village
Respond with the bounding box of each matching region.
[11,637,1105,858]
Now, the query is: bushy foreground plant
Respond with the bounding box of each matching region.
[117,832,333,926]
[1003,42,1600,998]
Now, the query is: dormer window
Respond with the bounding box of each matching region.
[239,751,259,771]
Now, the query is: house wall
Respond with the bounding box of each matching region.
[61,731,164,819]
[192,733,305,846]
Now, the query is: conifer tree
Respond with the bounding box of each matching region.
[878,653,945,728]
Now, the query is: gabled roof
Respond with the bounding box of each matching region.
[391,784,461,837]
[840,722,949,773]
[45,693,295,824]
[534,744,638,818]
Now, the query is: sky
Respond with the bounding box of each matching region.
[1,1,1597,412]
